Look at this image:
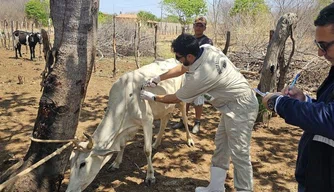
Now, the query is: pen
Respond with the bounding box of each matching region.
[289,73,301,90]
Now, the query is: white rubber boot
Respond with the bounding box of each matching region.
[195,167,227,192]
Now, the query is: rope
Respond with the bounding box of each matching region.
[0,140,74,191]
[30,136,77,143]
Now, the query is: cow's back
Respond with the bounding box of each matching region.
[13,30,29,45]
[110,58,182,122]
[137,59,182,119]
[94,59,182,147]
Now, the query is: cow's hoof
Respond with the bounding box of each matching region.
[187,138,195,147]
[145,177,156,186]
[107,162,120,171]
[152,142,160,149]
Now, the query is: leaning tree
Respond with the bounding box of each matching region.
[0,0,99,191]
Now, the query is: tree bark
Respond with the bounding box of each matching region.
[1,0,99,191]
[258,13,298,92]
[277,29,296,91]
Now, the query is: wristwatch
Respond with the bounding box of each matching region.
[267,95,280,111]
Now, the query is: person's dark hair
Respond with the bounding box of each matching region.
[314,2,334,32]
[171,33,200,57]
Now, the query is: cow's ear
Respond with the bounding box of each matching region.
[91,149,119,156]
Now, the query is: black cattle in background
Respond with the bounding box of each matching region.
[13,30,42,60]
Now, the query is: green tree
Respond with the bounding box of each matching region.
[98,11,113,24]
[230,0,269,16]
[137,11,158,22]
[25,0,50,26]
[162,0,207,25]
[165,15,180,23]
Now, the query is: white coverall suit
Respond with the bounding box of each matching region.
[176,45,259,191]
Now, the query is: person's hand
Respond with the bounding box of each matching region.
[143,76,160,87]
[281,86,306,101]
[140,90,156,101]
[262,92,282,111]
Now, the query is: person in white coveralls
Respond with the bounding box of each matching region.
[141,33,258,192]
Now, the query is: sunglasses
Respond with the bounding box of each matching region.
[175,54,184,61]
[193,23,205,28]
[314,39,334,53]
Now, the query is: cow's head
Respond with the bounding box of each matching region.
[35,32,43,44]
[66,133,117,192]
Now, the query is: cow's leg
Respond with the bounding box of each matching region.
[107,146,125,171]
[29,45,33,60]
[32,46,36,58]
[14,46,18,59]
[180,102,194,147]
[142,120,155,185]
[17,44,22,58]
[152,114,170,149]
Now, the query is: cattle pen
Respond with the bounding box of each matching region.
[0,9,325,192]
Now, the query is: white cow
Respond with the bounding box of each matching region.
[66,58,194,192]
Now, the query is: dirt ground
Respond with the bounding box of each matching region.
[0,47,324,192]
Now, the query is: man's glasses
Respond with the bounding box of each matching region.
[314,39,334,53]
[175,54,184,61]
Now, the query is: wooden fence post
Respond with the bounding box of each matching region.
[11,21,14,50]
[0,21,4,48]
[112,15,117,77]
[134,21,141,69]
[222,31,230,55]
[154,23,158,60]
[4,19,8,49]
[164,23,167,35]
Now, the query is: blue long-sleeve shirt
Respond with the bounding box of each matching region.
[275,66,334,185]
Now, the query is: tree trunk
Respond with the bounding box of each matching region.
[258,13,298,92]
[1,0,99,191]
[256,13,297,123]
[277,29,296,92]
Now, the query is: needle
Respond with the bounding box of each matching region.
[253,88,268,97]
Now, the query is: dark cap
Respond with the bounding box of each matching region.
[194,16,207,26]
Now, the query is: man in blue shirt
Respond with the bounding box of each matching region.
[262,3,334,191]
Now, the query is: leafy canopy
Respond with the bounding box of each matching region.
[137,11,159,22]
[162,0,207,25]
[25,0,50,26]
[98,12,113,24]
[230,0,269,16]
[164,15,180,23]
